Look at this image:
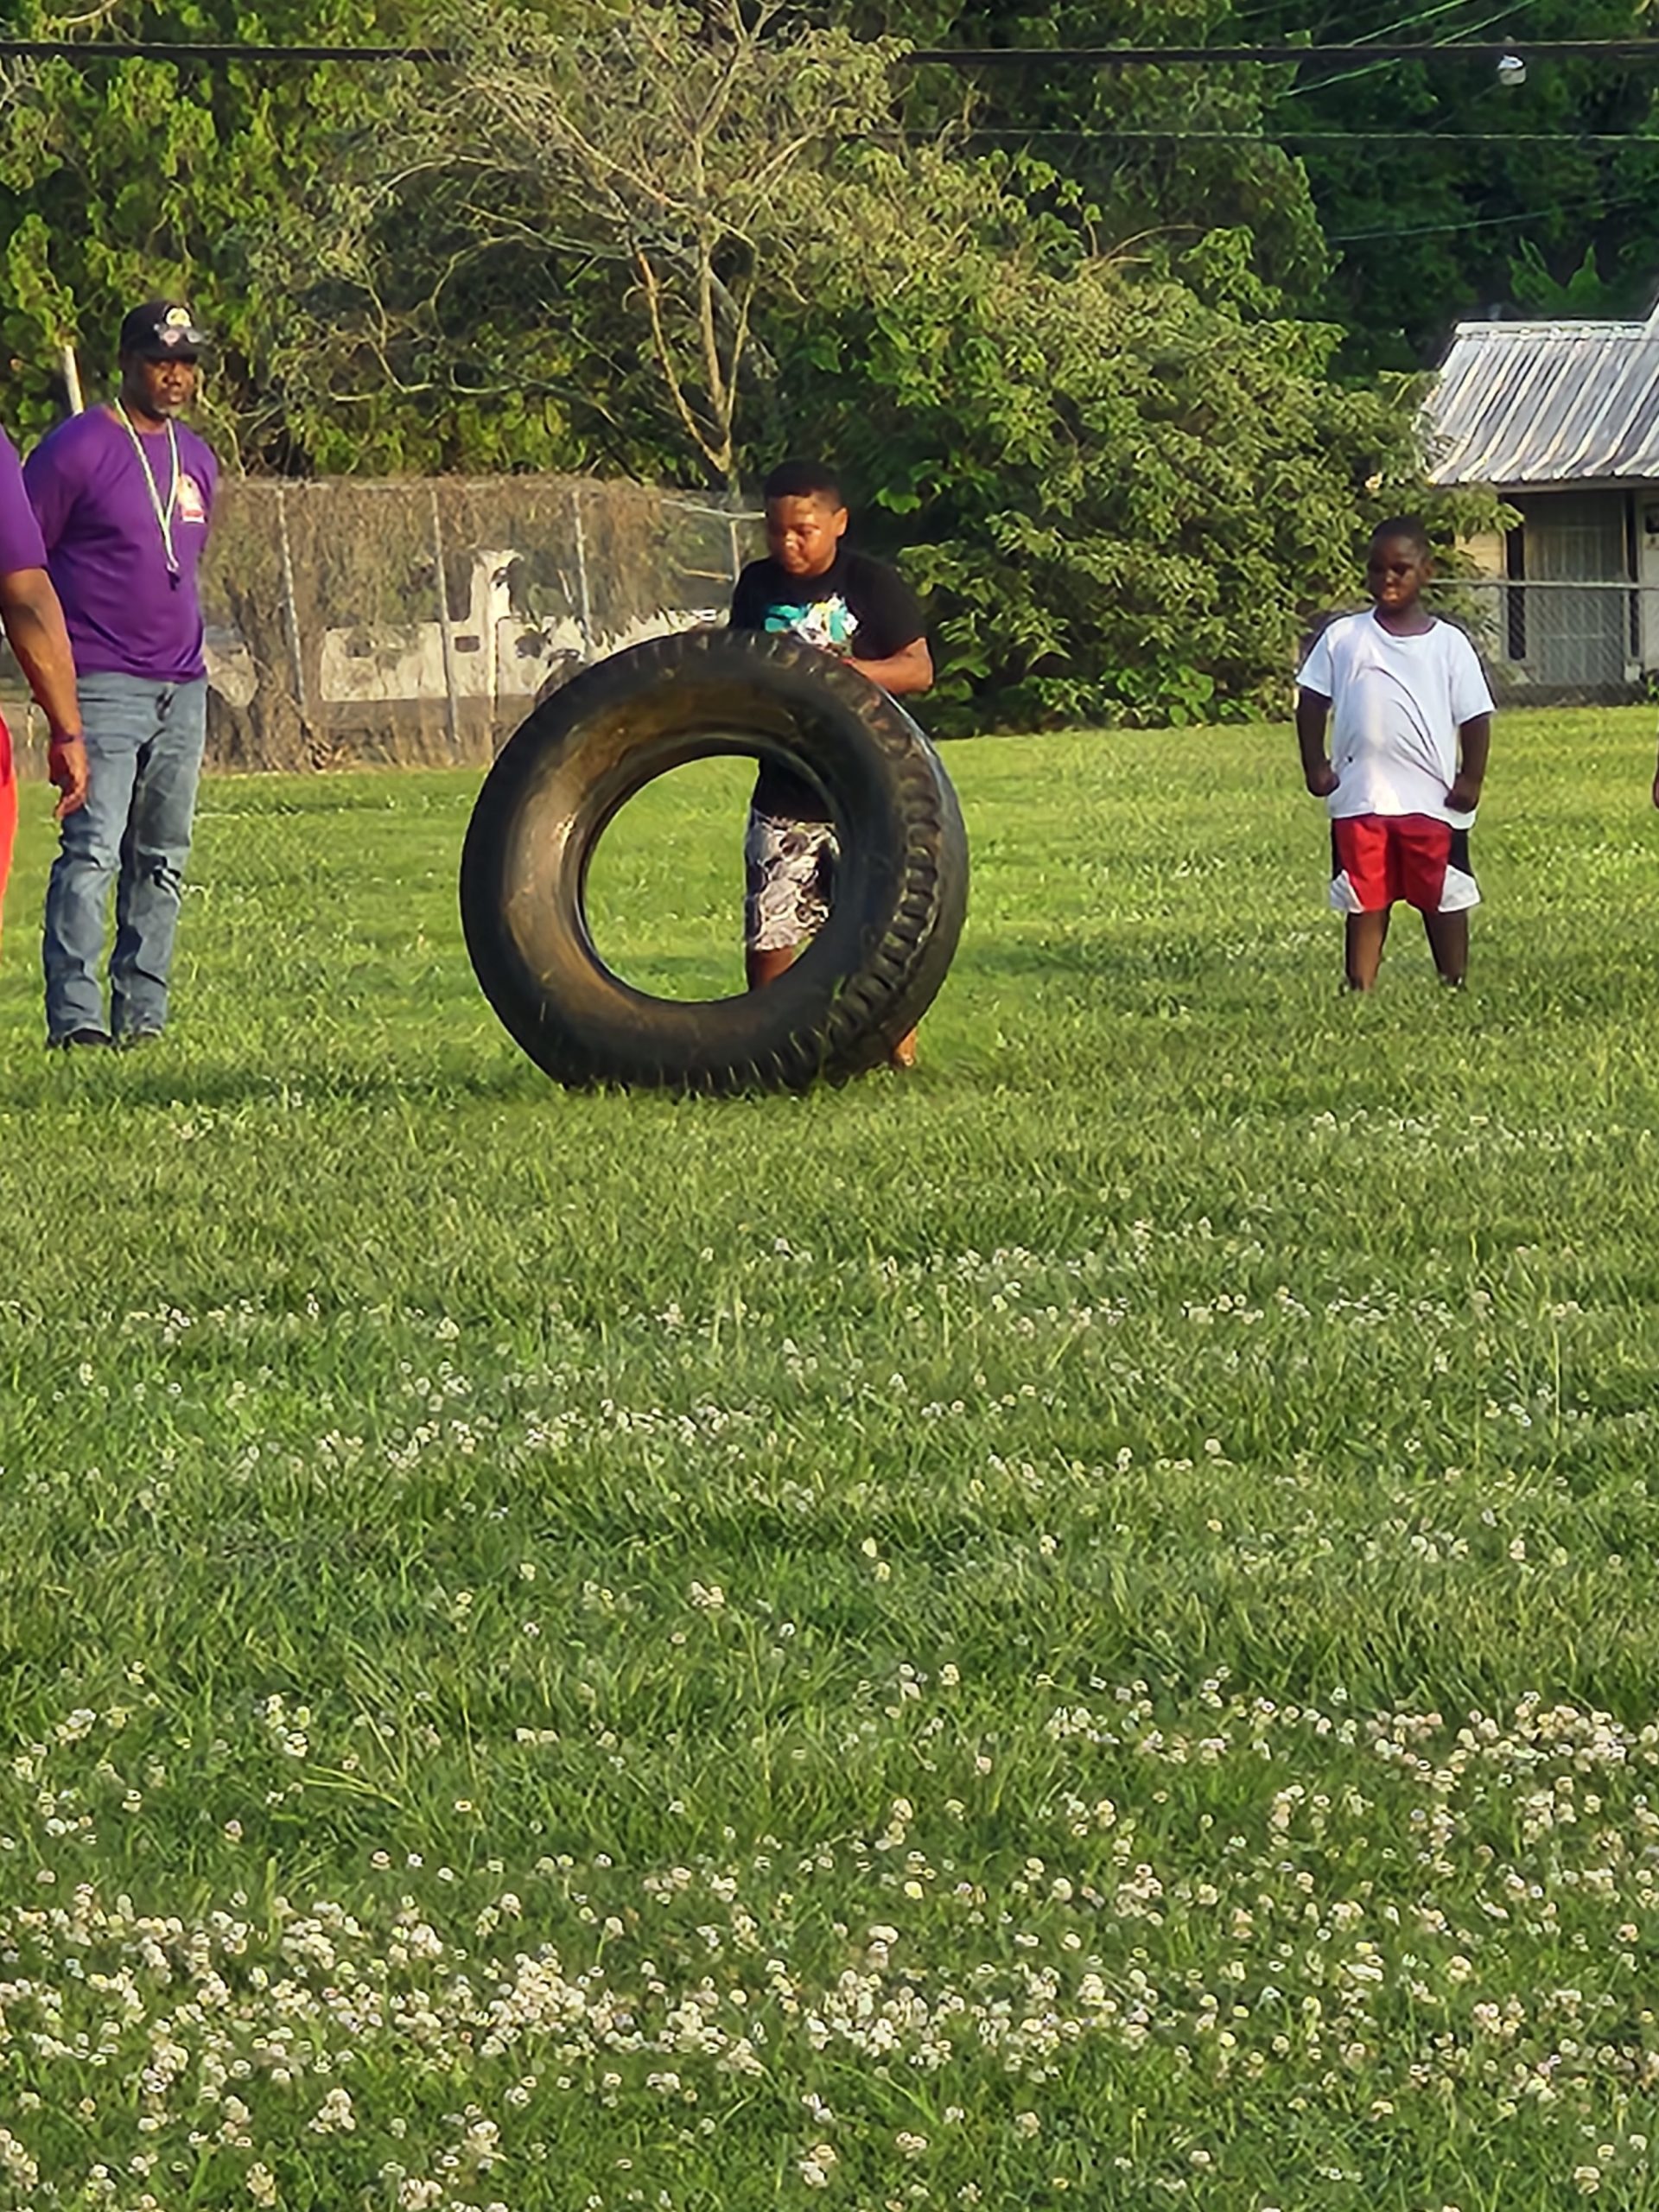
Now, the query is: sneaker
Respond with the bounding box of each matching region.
[116,1029,165,1049]
[48,1027,113,1050]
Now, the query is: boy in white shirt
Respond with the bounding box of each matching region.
[1296,517,1495,991]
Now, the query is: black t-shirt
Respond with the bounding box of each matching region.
[729,547,926,821]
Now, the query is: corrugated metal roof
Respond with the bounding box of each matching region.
[1426,308,1659,486]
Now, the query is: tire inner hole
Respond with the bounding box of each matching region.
[582,752,840,1003]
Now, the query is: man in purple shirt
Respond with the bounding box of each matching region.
[25,300,218,1047]
[0,425,86,947]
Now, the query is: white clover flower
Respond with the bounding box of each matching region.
[246,2165,278,2207]
[0,2133,37,2188]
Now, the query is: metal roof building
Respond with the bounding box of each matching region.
[1427,307,1659,486]
[1422,307,1659,695]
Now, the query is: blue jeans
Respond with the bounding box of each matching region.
[43,672,207,1040]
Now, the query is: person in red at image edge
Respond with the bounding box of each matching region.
[728,459,933,1068]
[24,302,217,1049]
[1296,517,1495,993]
[0,423,87,946]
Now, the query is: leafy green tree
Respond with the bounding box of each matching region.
[287,0,906,489]
[858,0,1659,362]
[760,148,1503,728]
[856,0,1331,317]
[1212,0,1659,365]
[0,0,613,472]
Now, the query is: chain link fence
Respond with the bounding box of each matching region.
[3,474,760,776]
[10,505,1658,769]
[1432,576,1659,704]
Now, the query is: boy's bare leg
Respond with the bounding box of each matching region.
[748,941,920,1066]
[1344,909,1390,991]
[1422,909,1469,987]
[747,944,796,990]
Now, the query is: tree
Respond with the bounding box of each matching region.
[758,148,1504,728]
[307,0,908,488]
[1213,0,1659,366]
[856,0,1332,318]
[0,0,626,474]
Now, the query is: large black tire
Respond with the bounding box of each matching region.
[459,628,969,1092]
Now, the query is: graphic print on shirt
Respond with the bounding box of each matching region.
[761,595,859,656]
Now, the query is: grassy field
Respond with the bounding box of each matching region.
[1,705,1658,2211]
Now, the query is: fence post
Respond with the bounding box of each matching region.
[60,341,84,415]
[572,481,595,658]
[276,484,308,726]
[429,485,462,759]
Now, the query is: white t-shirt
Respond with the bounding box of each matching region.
[1297,611,1495,823]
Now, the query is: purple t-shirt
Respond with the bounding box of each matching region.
[0,429,48,573]
[23,407,217,682]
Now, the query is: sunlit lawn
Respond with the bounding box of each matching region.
[0,706,1656,2209]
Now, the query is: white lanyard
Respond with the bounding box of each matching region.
[111,399,181,583]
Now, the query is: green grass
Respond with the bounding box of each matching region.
[1,706,1658,2210]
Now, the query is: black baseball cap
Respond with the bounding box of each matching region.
[118,301,207,360]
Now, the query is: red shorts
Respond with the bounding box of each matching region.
[1329,813,1478,916]
[0,713,15,944]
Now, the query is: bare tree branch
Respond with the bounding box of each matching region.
[396,0,903,485]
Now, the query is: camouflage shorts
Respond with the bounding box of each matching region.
[743,807,839,952]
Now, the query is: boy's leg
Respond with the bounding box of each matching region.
[743,806,915,1063]
[743,807,836,985]
[1422,909,1469,986]
[747,942,921,1069]
[746,944,795,990]
[1344,909,1390,992]
[1397,816,1476,987]
[1331,815,1394,991]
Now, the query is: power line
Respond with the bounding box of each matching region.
[1277,0,1536,99]
[0,38,449,63]
[901,127,1659,147]
[1329,186,1652,239]
[906,41,1659,67]
[0,35,1656,69]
